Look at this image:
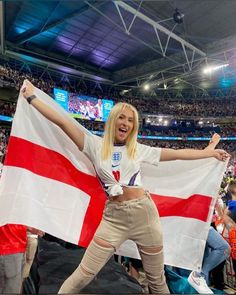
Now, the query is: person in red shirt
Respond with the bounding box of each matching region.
[0,152,28,293]
[0,224,27,293]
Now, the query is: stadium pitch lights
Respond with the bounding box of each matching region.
[120,89,130,95]
[203,63,229,74]
[174,78,179,83]
[164,120,169,126]
[143,84,150,90]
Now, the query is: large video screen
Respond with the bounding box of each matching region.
[54,88,113,122]
[68,94,113,122]
[53,88,114,122]
[54,88,68,111]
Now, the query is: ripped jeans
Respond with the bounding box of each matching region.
[59,193,169,294]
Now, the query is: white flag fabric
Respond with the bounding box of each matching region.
[0,85,227,271]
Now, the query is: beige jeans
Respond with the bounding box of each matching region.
[59,193,169,294]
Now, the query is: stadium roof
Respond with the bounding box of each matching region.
[1,0,236,95]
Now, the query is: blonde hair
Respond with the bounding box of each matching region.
[101,102,139,160]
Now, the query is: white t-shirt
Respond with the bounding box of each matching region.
[83,134,162,197]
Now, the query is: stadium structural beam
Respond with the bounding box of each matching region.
[0,1,5,55]
[113,55,206,86]
[113,40,236,87]
[15,1,106,45]
[4,49,113,84]
[85,1,183,67]
[113,0,206,70]
[0,52,113,94]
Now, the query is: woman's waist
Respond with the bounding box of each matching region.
[109,186,147,202]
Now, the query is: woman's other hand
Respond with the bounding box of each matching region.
[21,80,35,99]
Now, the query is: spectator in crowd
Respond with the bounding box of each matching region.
[0,223,44,294]
[0,223,27,293]
[224,184,236,279]
[187,226,230,294]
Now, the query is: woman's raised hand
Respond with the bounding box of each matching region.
[211,133,221,145]
[21,80,35,99]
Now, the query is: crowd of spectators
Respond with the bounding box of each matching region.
[1,64,236,118]
[115,96,236,117]
[1,99,235,138]
[0,100,16,117]
[75,118,236,139]
[0,63,235,168]
[141,128,236,137]
[0,65,55,93]
[220,125,236,136]
[0,127,10,159]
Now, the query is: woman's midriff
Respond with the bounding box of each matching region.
[110,186,146,202]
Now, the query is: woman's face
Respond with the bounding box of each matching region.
[114,107,134,144]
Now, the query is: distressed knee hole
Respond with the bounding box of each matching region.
[94,237,115,249]
[140,245,163,255]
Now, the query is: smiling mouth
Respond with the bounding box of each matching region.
[119,128,127,134]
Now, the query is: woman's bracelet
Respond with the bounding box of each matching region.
[27,94,37,104]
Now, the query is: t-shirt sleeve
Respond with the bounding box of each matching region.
[82,133,101,162]
[137,143,162,166]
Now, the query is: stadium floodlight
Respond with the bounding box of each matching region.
[120,89,129,95]
[143,84,150,90]
[203,63,229,74]
[164,120,169,126]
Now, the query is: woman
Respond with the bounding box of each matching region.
[22,80,229,294]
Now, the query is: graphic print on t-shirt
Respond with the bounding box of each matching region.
[112,151,121,181]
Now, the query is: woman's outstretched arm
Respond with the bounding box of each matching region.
[160,132,229,162]
[160,147,229,162]
[21,80,85,151]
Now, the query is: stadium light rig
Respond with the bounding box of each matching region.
[120,89,131,95]
[163,120,169,126]
[143,84,150,90]
[203,63,229,74]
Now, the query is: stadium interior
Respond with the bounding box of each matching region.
[0,0,236,293]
